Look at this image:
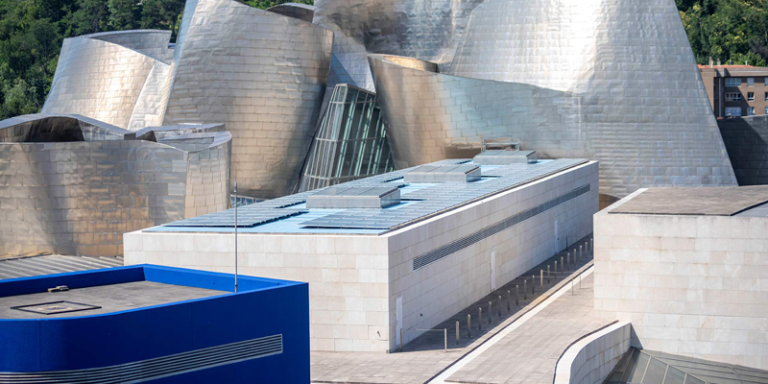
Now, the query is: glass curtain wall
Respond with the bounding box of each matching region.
[299,84,395,192]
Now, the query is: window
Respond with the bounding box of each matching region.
[765,77,768,86]
[748,77,755,87]
[725,107,742,117]
[748,92,755,101]
[725,92,742,101]
[765,92,768,101]
[726,78,742,87]
[764,106,768,115]
[749,107,756,116]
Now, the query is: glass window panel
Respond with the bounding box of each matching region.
[622,349,650,383]
[685,374,706,384]
[664,366,687,384]
[643,357,668,383]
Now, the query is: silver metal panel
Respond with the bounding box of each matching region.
[0,114,231,258]
[307,186,400,209]
[162,0,333,199]
[267,3,315,22]
[473,150,538,165]
[298,84,394,192]
[42,31,172,130]
[404,165,481,183]
[444,0,736,200]
[313,0,485,92]
[0,255,123,280]
[370,50,737,202]
[0,335,283,383]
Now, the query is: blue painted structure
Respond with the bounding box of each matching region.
[0,265,309,384]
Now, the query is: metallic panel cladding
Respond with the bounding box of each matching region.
[370,0,738,201]
[162,0,334,199]
[313,0,485,92]
[42,31,173,130]
[0,114,231,258]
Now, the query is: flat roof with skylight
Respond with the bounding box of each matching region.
[149,157,591,235]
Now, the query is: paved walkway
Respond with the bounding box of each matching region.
[445,274,605,384]
[311,237,599,384]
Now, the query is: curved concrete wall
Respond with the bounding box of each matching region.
[42,31,172,130]
[163,0,333,198]
[554,322,631,384]
[0,115,230,258]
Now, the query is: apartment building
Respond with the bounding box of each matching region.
[699,64,768,118]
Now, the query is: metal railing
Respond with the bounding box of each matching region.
[398,238,595,353]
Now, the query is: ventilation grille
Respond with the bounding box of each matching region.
[0,334,283,384]
[412,185,591,271]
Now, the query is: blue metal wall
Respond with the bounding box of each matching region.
[0,265,309,384]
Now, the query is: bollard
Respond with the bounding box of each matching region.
[400,329,403,352]
[554,261,558,277]
[507,290,511,311]
[487,302,492,324]
[579,245,583,262]
[498,295,502,317]
[467,314,472,338]
[478,307,483,331]
[515,285,519,306]
[444,328,448,351]
[540,270,544,289]
[567,252,570,271]
[456,321,460,345]
[560,256,564,274]
[531,275,535,295]
[523,280,527,300]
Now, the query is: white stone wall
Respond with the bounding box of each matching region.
[124,161,598,353]
[554,322,631,384]
[125,232,391,352]
[386,161,599,351]
[594,191,768,369]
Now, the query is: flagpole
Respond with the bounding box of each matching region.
[234,181,238,293]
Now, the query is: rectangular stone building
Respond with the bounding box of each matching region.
[125,157,598,352]
[594,186,768,369]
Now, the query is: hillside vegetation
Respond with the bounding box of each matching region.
[0,0,762,120]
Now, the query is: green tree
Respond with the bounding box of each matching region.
[68,0,109,36]
[141,0,186,40]
[107,0,139,30]
[244,0,313,9]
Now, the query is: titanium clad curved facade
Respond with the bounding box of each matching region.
[369,56,582,168]
[370,54,737,202]
[267,3,315,22]
[370,0,737,201]
[0,115,231,258]
[163,0,333,198]
[313,0,485,91]
[42,31,172,130]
